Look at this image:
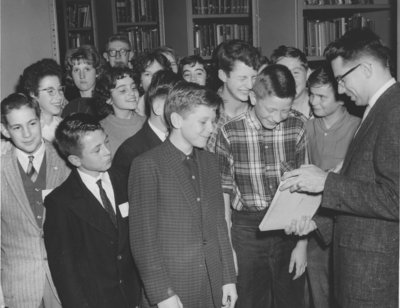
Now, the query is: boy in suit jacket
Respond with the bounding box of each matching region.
[43,113,141,308]
[129,82,237,308]
[1,93,69,308]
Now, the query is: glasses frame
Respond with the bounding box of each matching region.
[38,86,66,97]
[107,49,131,57]
[335,64,361,86]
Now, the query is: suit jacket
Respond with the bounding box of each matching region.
[43,168,141,308]
[1,141,69,308]
[322,82,400,308]
[129,140,236,308]
[112,120,162,184]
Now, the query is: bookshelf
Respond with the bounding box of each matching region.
[163,0,259,59]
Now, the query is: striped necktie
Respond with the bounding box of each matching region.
[26,155,38,182]
[96,179,117,228]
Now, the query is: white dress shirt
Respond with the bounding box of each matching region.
[16,140,45,173]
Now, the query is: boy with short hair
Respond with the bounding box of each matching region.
[43,113,141,308]
[1,93,69,308]
[103,33,133,68]
[206,39,261,152]
[129,82,237,308]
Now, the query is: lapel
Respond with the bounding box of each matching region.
[109,170,129,239]
[45,142,62,188]
[2,148,39,229]
[68,170,118,239]
[144,121,163,148]
[163,141,202,232]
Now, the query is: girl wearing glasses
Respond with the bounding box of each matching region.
[95,66,146,156]
[19,58,65,142]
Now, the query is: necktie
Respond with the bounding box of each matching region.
[26,155,38,182]
[96,179,117,228]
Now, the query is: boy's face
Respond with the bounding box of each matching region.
[104,40,131,67]
[71,60,96,93]
[141,61,163,92]
[72,130,112,177]
[182,62,207,86]
[219,60,257,103]
[109,76,139,112]
[1,105,42,154]
[253,94,293,130]
[276,57,308,99]
[32,75,64,116]
[309,84,343,118]
[177,105,216,149]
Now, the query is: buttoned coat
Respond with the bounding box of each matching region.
[1,141,69,308]
[322,83,400,308]
[43,169,141,308]
[129,140,236,308]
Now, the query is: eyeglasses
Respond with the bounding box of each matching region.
[38,86,65,97]
[107,49,131,57]
[335,64,361,86]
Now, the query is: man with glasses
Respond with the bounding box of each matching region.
[103,34,133,68]
[281,28,399,308]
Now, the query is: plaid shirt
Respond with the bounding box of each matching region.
[215,108,307,212]
[206,108,232,153]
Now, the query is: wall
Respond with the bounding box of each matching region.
[1,0,58,99]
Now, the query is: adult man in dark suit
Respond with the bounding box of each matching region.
[43,113,141,308]
[281,28,399,308]
[129,82,237,308]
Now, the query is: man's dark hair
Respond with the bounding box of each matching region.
[307,63,342,101]
[133,51,171,75]
[270,45,309,70]
[105,33,132,51]
[1,93,41,125]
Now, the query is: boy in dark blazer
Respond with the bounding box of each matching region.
[43,113,141,308]
[129,82,237,308]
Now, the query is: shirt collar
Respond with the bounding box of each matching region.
[368,78,396,111]
[77,169,110,186]
[148,119,168,141]
[16,139,46,171]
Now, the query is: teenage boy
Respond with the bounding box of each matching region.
[306,65,360,308]
[270,45,312,119]
[112,70,180,182]
[1,93,69,308]
[206,39,261,152]
[103,34,133,68]
[43,113,141,308]
[215,64,308,308]
[129,82,237,308]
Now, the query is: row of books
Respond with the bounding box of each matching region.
[115,0,158,23]
[68,33,93,48]
[305,15,374,56]
[305,0,374,5]
[66,4,92,28]
[192,0,250,15]
[194,23,250,57]
[122,27,160,56]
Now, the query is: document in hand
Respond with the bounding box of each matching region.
[259,181,321,231]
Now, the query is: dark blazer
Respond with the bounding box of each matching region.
[129,140,236,308]
[322,82,400,308]
[44,169,141,308]
[112,120,162,183]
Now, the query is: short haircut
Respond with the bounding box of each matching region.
[252,64,296,100]
[133,50,171,74]
[65,45,105,78]
[105,33,131,51]
[164,81,222,129]
[178,55,208,77]
[144,70,181,117]
[324,27,390,67]
[55,113,103,157]
[307,63,341,101]
[154,46,178,61]
[18,58,62,97]
[1,93,41,125]
[216,39,261,74]
[94,66,138,117]
[270,45,309,70]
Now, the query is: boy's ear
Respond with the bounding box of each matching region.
[1,123,10,139]
[103,52,109,62]
[249,91,257,106]
[67,154,81,168]
[106,97,112,105]
[170,112,182,129]
[306,68,312,80]
[218,69,228,83]
[152,98,164,117]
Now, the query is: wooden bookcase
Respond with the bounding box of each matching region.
[163,0,259,59]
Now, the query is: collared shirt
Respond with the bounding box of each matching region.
[215,109,307,212]
[148,119,168,141]
[77,170,116,211]
[206,107,232,153]
[16,139,46,173]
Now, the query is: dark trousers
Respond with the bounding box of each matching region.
[232,210,305,308]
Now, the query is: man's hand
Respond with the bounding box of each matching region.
[222,283,238,308]
[280,165,328,193]
[288,239,307,280]
[158,295,183,308]
[284,216,317,236]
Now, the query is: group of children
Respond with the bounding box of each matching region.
[1,30,364,308]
